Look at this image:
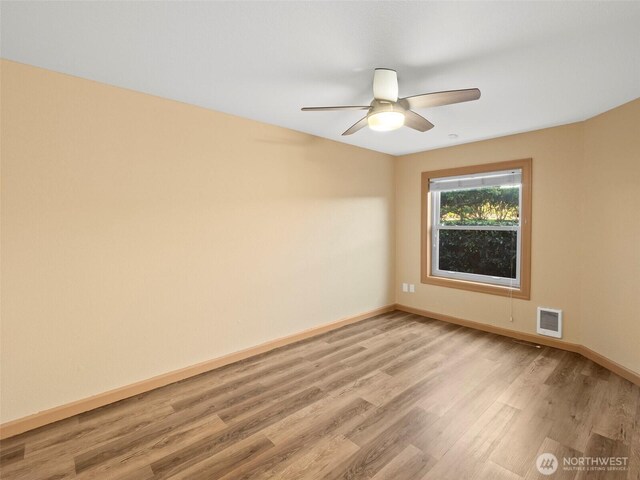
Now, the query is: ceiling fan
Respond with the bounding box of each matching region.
[301,68,481,136]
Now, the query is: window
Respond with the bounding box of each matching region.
[421,159,531,299]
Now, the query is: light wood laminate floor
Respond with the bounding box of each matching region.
[1,311,639,479]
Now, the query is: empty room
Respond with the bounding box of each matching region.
[1,1,639,479]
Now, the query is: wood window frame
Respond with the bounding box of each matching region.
[421,158,532,300]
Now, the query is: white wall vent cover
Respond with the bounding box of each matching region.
[537,307,563,338]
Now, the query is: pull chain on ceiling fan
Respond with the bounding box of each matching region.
[301,68,481,135]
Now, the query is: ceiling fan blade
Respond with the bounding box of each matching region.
[404,110,435,132]
[342,117,368,136]
[301,106,369,111]
[400,88,481,110]
[373,68,398,102]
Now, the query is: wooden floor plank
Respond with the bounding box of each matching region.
[498,351,559,410]
[322,406,434,480]
[25,406,177,460]
[489,409,554,477]
[475,460,525,480]
[0,444,24,467]
[73,409,226,473]
[592,375,640,445]
[547,374,609,452]
[627,399,640,480]
[576,433,630,480]
[370,444,436,480]
[420,401,520,480]
[274,435,360,480]
[164,434,275,480]
[524,437,581,480]
[74,414,227,479]
[415,377,510,460]
[217,396,374,480]
[150,386,325,478]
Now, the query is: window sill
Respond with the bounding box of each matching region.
[421,274,530,300]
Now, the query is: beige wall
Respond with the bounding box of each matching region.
[396,99,640,374]
[581,100,640,374]
[0,60,395,423]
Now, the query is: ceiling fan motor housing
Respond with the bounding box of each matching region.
[373,68,399,102]
[368,99,406,116]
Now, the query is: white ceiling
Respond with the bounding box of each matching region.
[2,1,640,155]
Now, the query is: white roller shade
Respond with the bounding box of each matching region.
[429,169,521,192]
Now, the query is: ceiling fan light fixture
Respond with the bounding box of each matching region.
[367,111,405,132]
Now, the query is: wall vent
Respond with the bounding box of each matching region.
[537,307,563,338]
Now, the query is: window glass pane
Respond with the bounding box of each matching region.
[439,186,519,226]
[438,230,517,279]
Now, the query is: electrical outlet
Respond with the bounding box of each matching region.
[402,283,409,292]
[409,284,415,293]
